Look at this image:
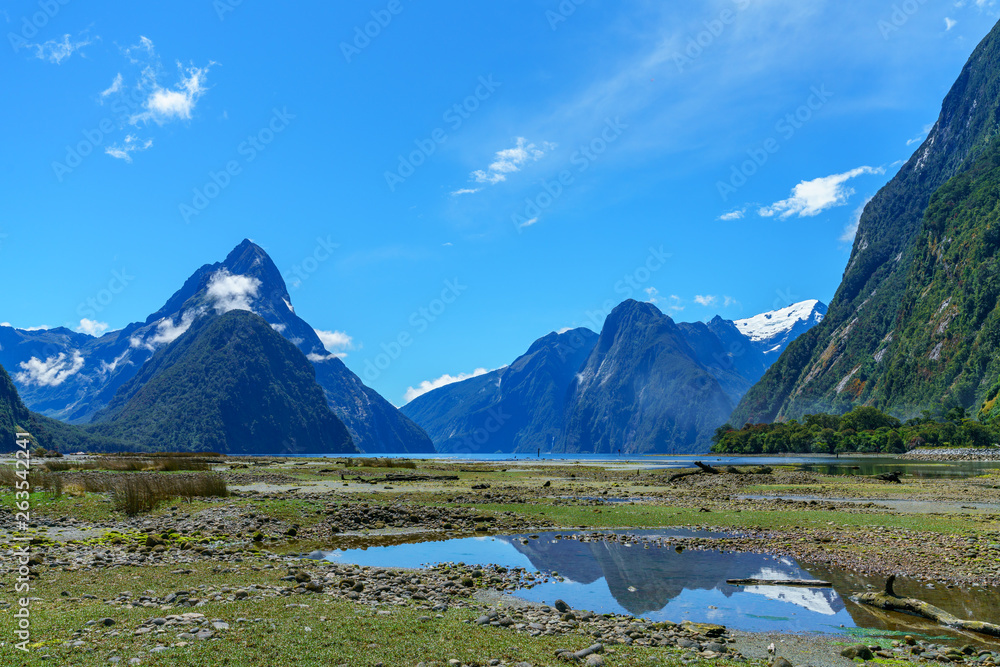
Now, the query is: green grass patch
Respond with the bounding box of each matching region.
[465,502,997,535]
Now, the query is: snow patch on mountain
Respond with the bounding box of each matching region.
[734,300,825,343]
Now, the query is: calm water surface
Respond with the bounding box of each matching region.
[310,530,1000,646]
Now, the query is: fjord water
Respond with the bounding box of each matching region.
[305,453,1000,479]
[315,530,1000,645]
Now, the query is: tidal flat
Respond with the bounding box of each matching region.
[1,453,999,666]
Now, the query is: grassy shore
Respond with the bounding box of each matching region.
[2,455,999,666]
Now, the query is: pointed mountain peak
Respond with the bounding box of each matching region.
[601,299,672,335]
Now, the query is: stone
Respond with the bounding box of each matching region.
[554,599,571,613]
[841,645,875,661]
[772,658,793,667]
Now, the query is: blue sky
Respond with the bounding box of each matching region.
[2,0,999,406]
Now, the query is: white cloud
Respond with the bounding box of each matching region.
[404,368,492,403]
[758,166,884,219]
[718,209,745,221]
[451,188,481,196]
[694,295,718,307]
[206,270,261,314]
[131,63,211,125]
[271,323,287,333]
[945,17,958,30]
[123,35,155,64]
[518,217,540,230]
[98,351,131,377]
[149,310,198,347]
[105,135,153,162]
[840,196,873,244]
[76,319,109,336]
[906,123,935,146]
[314,329,354,359]
[723,296,742,308]
[101,73,123,99]
[645,287,663,305]
[16,351,85,387]
[471,137,555,185]
[27,33,92,64]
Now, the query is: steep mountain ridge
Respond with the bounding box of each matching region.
[733,19,1000,424]
[559,300,733,454]
[401,328,598,454]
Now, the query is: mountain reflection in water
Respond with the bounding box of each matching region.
[318,530,1000,640]
[502,534,847,631]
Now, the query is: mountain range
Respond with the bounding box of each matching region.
[1,240,431,454]
[733,18,1000,426]
[402,299,826,454]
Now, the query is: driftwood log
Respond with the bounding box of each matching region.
[854,575,1000,637]
[727,578,832,588]
[667,461,722,483]
[875,471,903,483]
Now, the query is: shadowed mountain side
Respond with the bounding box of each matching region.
[90,310,358,456]
[402,328,598,454]
[733,19,1000,424]
[559,300,734,454]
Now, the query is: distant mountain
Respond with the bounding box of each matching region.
[401,328,598,454]
[89,310,358,456]
[403,299,825,454]
[1,240,433,453]
[560,300,734,454]
[0,363,128,453]
[732,300,827,360]
[733,18,1000,425]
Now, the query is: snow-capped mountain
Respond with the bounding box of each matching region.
[403,298,828,454]
[733,300,827,358]
[0,240,433,453]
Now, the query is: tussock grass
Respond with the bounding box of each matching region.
[44,458,211,473]
[50,471,228,515]
[353,458,417,469]
[0,464,64,497]
[111,473,229,515]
